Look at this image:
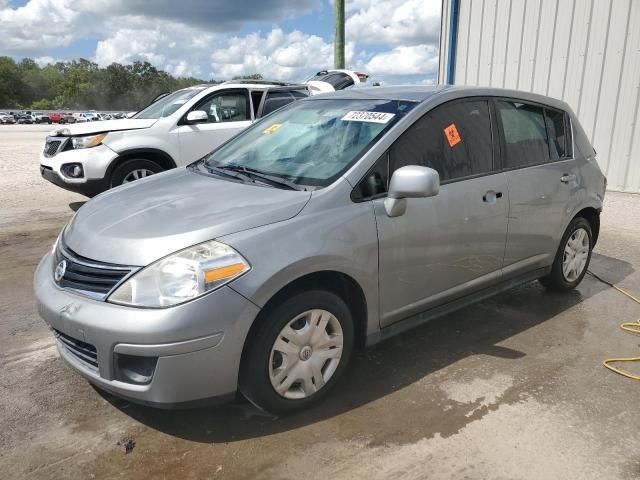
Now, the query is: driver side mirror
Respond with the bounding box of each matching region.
[185,110,208,124]
[384,165,440,217]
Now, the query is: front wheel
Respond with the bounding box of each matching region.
[110,158,163,188]
[539,217,593,291]
[240,290,354,414]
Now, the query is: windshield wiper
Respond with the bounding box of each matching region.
[201,163,252,183]
[216,165,306,191]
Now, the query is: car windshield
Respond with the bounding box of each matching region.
[203,98,416,187]
[134,87,207,119]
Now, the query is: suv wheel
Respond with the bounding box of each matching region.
[539,217,593,291]
[110,158,163,187]
[240,290,354,414]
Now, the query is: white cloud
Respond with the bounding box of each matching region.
[34,56,59,67]
[0,0,442,85]
[94,19,216,77]
[210,28,354,81]
[0,0,82,53]
[346,0,441,47]
[365,44,439,76]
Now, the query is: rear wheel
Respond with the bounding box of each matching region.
[539,217,593,291]
[110,158,163,188]
[240,290,354,414]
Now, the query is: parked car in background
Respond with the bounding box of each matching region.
[72,113,89,123]
[34,86,605,413]
[15,112,34,124]
[60,113,76,124]
[48,112,63,123]
[0,112,16,124]
[39,80,310,196]
[34,113,51,124]
[306,69,369,95]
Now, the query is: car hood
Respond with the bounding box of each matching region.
[50,118,157,136]
[63,168,312,266]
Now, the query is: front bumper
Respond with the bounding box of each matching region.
[39,143,119,197]
[40,166,108,197]
[34,252,261,407]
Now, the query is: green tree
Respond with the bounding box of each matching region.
[232,73,263,80]
[0,56,233,110]
[0,57,24,108]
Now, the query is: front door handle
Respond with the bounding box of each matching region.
[560,173,577,184]
[483,190,503,204]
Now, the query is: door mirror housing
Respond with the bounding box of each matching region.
[384,165,440,217]
[185,110,208,124]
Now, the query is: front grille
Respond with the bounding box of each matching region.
[55,241,133,300]
[53,329,98,369]
[44,141,61,156]
[43,136,69,158]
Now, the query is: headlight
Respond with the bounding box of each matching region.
[71,132,108,149]
[108,240,250,308]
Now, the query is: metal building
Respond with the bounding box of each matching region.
[438,0,640,193]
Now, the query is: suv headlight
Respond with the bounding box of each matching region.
[108,240,250,308]
[71,132,108,149]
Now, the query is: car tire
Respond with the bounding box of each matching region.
[539,217,593,292]
[110,158,163,188]
[240,289,354,415]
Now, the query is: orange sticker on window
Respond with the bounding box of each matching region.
[444,123,461,147]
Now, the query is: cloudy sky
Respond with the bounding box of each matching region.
[0,0,441,84]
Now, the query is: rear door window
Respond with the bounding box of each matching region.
[389,99,494,182]
[495,100,549,168]
[260,89,308,117]
[544,108,571,160]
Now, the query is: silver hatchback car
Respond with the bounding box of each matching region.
[35,86,606,414]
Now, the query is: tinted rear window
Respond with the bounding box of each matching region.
[261,90,307,117]
[496,101,549,168]
[545,108,571,160]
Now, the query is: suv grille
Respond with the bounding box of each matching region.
[43,136,69,158]
[54,240,134,300]
[44,140,61,156]
[53,329,98,370]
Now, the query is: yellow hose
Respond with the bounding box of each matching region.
[587,271,640,380]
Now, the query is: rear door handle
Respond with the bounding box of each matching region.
[560,173,577,184]
[483,190,503,204]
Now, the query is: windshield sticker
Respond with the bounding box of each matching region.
[444,123,461,147]
[341,111,395,123]
[263,123,283,134]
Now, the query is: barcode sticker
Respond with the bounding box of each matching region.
[341,111,396,123]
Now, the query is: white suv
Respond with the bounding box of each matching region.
[39,81,309,196]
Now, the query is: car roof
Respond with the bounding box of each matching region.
[188,82,306,93]
[308,85,570,111]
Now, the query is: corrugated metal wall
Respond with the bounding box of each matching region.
[439,0,640,193]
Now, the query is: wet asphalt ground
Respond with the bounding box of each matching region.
[1,125,640,479]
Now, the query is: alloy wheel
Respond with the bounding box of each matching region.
[123,168,155,183]
[562,227,589,282]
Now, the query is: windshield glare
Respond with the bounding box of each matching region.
[204,98,416,187]
[134,87,206,119]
